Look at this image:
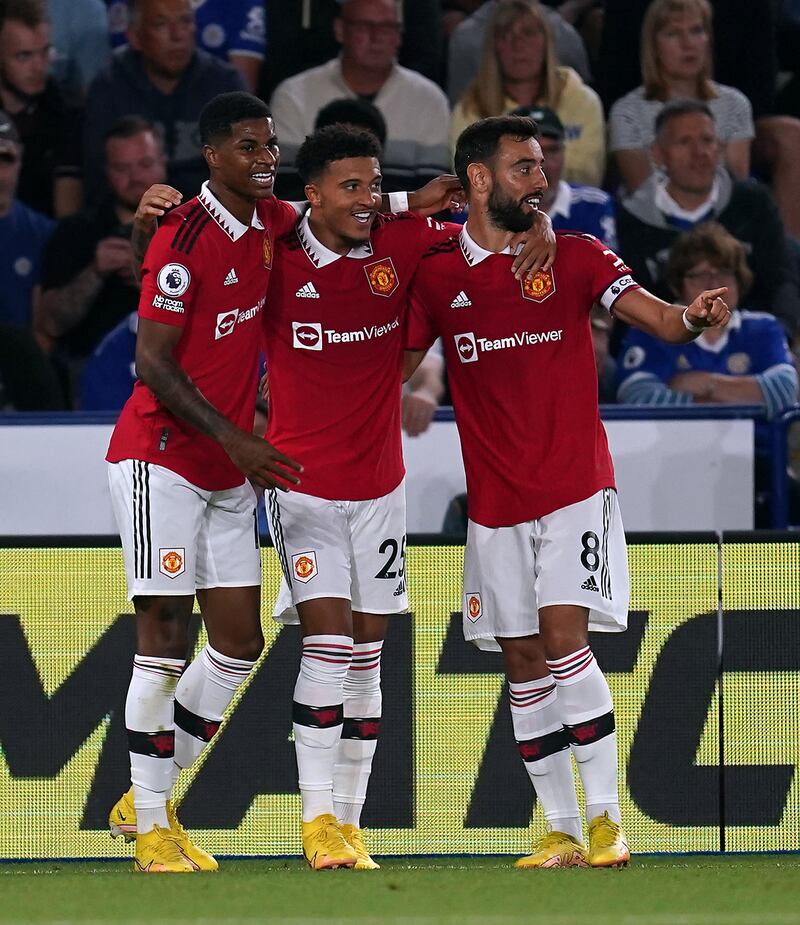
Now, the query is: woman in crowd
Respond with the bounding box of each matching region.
[608,0,754,193]
[450,0,605,186]
[609,0,800,238]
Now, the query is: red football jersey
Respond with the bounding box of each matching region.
[264,210,456,501]
[406,228,640,528]
[107,183,298,490]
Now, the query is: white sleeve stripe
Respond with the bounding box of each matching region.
[598,275,639,311]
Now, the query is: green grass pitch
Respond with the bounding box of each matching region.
[1,855,799,925]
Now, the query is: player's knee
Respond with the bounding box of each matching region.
[499,639,547,682]
[212,631,264,663]
[540,625,588,661]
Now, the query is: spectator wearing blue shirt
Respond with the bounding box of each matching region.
[79,310,137,410]
[617,222,798,429]
[105,0,265,90]
[0,111,55,330]
[618,222,799,526]
[512,105,617,248]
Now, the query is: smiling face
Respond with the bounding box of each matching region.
[476,134,548,233]
[304,156,383,251]
[204,116,280,202]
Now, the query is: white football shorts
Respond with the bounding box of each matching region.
[462,488,629,651]
[108,460,261,598]
[266,479,408,622]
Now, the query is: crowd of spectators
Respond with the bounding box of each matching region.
[2,0,800,468]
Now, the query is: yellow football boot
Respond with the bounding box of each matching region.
[166,800,218,871]
[339,824,380,870]
[108,788,137,842]
[515,831,589,869]
[134,825,198,873]
[587,812,630,868]
[301,814,358,870]
[110,788,218,871]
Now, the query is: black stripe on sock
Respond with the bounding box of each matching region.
[173,699,221,742]
[341,717,381,740]
[127,728,175,758]
[292,701,343,729]
[517,727,570,762]
[565,710,615,747]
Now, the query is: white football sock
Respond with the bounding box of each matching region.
[509,676,582,842]
[293,635,352,823]
[125,654,185,833]
[171,644,256,790]
[333,640,383,828]
[547,647,620,825]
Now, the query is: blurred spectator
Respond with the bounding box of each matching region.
[261,0,443,99]
[79,310,137,410]
[595,0,777,119]
[591,304,616,403]
[403,339,445,436]
[106,0,266,91]
[270,0,449,193]
[0,321,65,410]
[616,100,800,339]
[84,0,244,203]
[0,0,83,217]
[447,0,592,105]
[450,0,605,186]
[36,116,166,389]
[48,0,111,96]
[608,0,754,195]
[513,104,616,247]
[616,222,798,525]
[0,109,55,331]
[598,0,777,121]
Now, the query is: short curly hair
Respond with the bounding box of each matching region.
[666,222,752,300]
[295,124,382,184]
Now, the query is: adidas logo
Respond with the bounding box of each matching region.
[393,579,406,596]
[580,575,599,592]
[296,282,320,299]
[223,267,238,286]
[450,290,472,308]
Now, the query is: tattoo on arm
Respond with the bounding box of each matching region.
[39,266,103,337]
[142,354,237,446]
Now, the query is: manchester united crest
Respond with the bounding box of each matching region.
[364,257,399,297]
[466,592,482,622]
[262,234,272,268]
[520,267,556,303]
[292,550,318,584]
[159,548,185,578]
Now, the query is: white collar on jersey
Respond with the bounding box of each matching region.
[459,222,516,266]
[198,181,265,241]
[296,210,374,267]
